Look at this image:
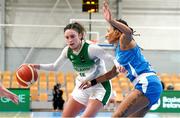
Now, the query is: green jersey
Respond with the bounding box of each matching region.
[67,42,95,73]
[39,41,116,82]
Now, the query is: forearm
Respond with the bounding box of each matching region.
[109,19,132,39]
[34,58,68,71]
[0,85,11,97]
[34,47,68,71]
[39,63,55,71]
[0,84,4,96]
[91,66,118,85]
[30,63,54,71]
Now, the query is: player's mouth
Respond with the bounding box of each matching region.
[69,43,74,46]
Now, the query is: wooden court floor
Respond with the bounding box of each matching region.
[0,112,179,118]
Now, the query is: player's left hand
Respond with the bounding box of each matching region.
[103,0,112,22]
[79,81,92,89]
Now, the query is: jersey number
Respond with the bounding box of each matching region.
[80,73,85,77]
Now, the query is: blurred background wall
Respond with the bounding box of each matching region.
[1,0,180,73]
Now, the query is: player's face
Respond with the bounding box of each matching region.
[64,29,82,51]
[105,27,121,44]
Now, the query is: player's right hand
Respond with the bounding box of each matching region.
[28,64,40,69]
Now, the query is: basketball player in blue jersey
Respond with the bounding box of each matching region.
[0,83,19,104]
[79,0,163,117]
[31,22,124,117]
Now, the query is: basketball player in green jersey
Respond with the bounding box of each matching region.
[31,22,123,117]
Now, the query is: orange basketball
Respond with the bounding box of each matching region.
[16,64,38,87]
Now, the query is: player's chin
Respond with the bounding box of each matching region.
[107,39,115,44]
[68,46,73,50]
[105,37,116,44]
[69,45,76,50]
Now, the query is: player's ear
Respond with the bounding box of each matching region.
[114,30,121,39]
[78,33,83,40]
[114,30,121,35]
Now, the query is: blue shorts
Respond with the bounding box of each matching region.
[134,73,163,108]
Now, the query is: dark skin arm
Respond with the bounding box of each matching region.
[103,0,135,50]
[79,66,119,89]
[96,66,118,83]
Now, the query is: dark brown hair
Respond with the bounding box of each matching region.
[112,19,133,33]
[114,19,140,36]
[64,22,86,40]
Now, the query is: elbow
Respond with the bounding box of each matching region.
[124,28,133,39]
[124,32,133,41]
[127,35,133,41]
[126,26,133,36]
[127,30,133,36]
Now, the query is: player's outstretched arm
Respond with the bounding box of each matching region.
[103,0,132,39]
[79,66,118,89]
[0,83,19,104]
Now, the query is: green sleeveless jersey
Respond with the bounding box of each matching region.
[67,42,112,104]
[67,42,95,74]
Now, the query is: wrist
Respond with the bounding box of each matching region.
[35,64,40,69]
[91,79,97,86]
[0,86,3,91]
[30,64,40,69]
[108,19,114,24]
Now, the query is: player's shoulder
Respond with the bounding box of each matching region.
[61,46,69,57]
[62,46,69,52]
[86,41,101,49]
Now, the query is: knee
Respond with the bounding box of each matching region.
[112,113,118,117]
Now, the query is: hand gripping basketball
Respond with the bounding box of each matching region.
[16,64,38,87]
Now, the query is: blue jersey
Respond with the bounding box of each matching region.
[115,42,162,108]
[115,42,156,82]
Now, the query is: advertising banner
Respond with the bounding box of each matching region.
[150,91,180,112]
[0,88,30,111]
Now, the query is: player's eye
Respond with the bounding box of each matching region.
[70,35,75,39]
